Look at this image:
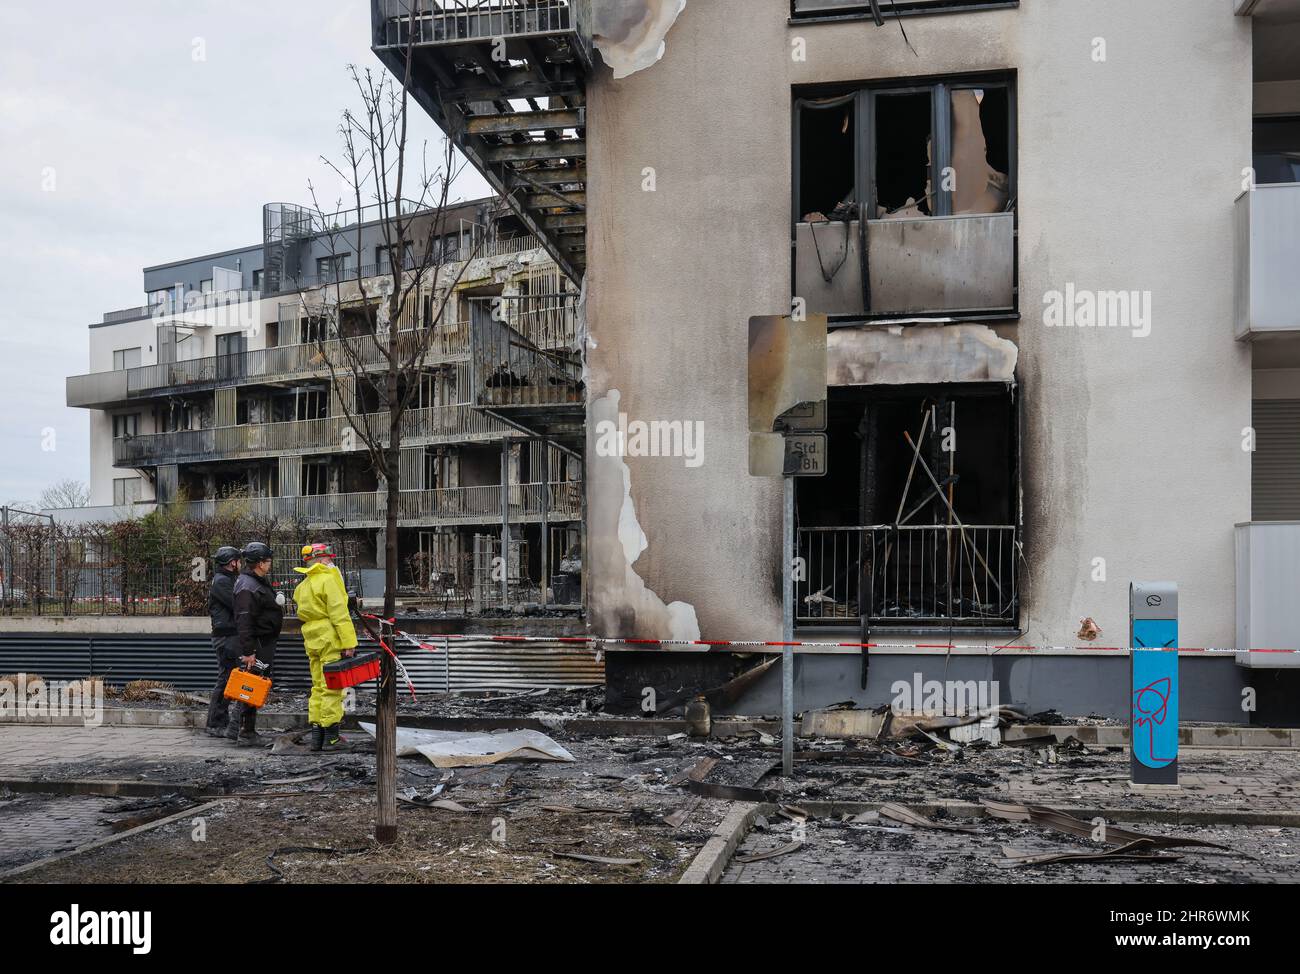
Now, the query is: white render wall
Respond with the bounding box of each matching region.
[584,0,1253,647]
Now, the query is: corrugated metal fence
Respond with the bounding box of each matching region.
[0,633,602,695]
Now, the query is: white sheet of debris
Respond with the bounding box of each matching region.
[359,722,576,769]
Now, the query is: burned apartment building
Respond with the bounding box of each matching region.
[369,0,1300,716]
[63,196,584,611]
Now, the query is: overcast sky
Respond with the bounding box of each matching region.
[0,0,490,506]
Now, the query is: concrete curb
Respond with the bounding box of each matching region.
[1005,724,1300,748]
[0,709,780,738]
[0,798,229,881]
[0,777,208,798]
[678,802,766,884]
[677,798,1300,884]
[794,799,1300,828]
[4,711,1298,746]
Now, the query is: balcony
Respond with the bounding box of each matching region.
[179,481,582,529]
[1234,183,1300,339]
[113,404,515,467]
[796,524,1019,628]
[794,213,1017,318]
[66,369,130,409]
[67,325,475,409]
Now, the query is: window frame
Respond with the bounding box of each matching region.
[794,72,1016,225]
[111,413,140,439]
[112,347,143,371]
[790,0,1018,23]
[112,476,142,506]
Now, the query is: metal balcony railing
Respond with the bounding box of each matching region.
[113,403,515,467]
[101,305,156,324]
[127,325,473,396]
[375,0,590,51]
[178,481,581,527]
[797,525,1019,627]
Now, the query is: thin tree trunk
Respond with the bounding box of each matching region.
[375,314,402,845]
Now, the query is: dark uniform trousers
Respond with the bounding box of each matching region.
[205,635,240,731]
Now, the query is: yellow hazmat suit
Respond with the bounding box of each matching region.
[293,561,358,727]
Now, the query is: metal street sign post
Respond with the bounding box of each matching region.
[780,421,826,776]
[747,314,828,780]
[1130,581,1179,787]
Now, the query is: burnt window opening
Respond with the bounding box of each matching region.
[793,75,1016,318]
[795,76,1014,221]
[339,304,376,339]
[796,384,1020,629]
[302,461,331,496]
[797,98,856,221]
[341,454,379,494]
[269,386,328,424]
[874,91,933,216]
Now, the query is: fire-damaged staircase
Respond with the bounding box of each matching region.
[370,0,592,284]
[468,275,585,443]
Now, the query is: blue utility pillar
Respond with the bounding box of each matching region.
[1130,581,1179,785]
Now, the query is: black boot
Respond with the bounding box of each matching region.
[322,724,347,750]
[237,707,262,746]
[223,702,244,741]
[310,724,324,752]
[205,689,229,737]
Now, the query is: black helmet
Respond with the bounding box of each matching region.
[214,546,241,568]
[241,541,273,564]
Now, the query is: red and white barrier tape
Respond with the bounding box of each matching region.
[397,632,1300,655]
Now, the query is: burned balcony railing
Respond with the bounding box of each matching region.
[375,0,591,53]
[179,481,581,529]
[796,525,1019,628]
[69,327,473,409]
[113,403,515,467]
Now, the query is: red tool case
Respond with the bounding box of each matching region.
[323,651,381,690]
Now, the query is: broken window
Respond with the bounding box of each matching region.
[302,461,330,496]
[796,95,855,221]
[873,91,933,217]
[795,384,1019,628]
[270,387,328,423]
[794,74,1016,317]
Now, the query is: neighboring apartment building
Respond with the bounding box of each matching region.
[373,0,1299,716]
[64,196,585,610]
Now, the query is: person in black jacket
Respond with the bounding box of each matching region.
[225,541,285,746]
[203,546,242,737]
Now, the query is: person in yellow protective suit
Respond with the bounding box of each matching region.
[293,542,358,751]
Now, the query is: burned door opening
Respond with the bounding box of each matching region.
[795,384,1019,629]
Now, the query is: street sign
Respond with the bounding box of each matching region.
[783,433,827,476]
[774,400,827,433]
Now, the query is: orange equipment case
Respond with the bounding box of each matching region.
[223,664,272,709]
[323,651,381,690]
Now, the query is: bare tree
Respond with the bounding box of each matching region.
[40,479,91,511]
[304,39,490,844]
